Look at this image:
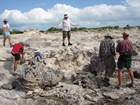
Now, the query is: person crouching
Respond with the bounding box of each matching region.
[11,42,25,72]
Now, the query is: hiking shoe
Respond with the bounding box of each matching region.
[62,43,65,46]
[10,43,13,47]
[103,78,110,86]
[68,43,72,46]
[115,85,122,89]
[126,83,135,88]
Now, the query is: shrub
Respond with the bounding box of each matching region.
[123,24,132,29]
[114,26,119,29]
[10,29,23,34]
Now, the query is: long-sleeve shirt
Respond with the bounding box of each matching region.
[99,38,115,58]
[34,52,43,59]
[58,18,77,31]
[116,38,132,54]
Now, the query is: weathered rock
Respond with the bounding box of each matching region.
[0,73,6,81]
[1,83,13,90]
[89,55,104,76]
[123,95,140,105]
[14,57,63,90]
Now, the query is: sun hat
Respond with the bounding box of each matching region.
[104,33,113,38]
[64,14,68,17]
[122,31,129,37]
[19,42,24,46]
[3,19,8,22]
[33,48,40,53]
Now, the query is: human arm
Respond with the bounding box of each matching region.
[116,42,121,53]
[99,42,103,62]
[20,46,25,60]
[57,20,63,28]
[70,20,79,26]
[110,41,116,56]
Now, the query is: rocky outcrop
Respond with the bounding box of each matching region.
[13,57,63,90]
[1,28,140,105]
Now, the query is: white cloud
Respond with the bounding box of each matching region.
[125,0,140,7]
[0,0,140,31]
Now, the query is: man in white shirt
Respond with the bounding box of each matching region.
[58,14,79,46]
[2,19,12,47]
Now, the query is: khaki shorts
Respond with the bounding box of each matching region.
[63,31,71,38]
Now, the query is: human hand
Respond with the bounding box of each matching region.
[57,25,60,28]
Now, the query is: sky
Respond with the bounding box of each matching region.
[0,0,140,31]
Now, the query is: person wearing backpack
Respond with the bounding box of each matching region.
[115,31,135,89]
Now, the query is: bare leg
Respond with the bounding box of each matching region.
[118,69,123,86]
[127,68,134,84]
[68,38,70,43]
[14,60,19,71]
[3,37,7,46]
[7,36,12,46]
[62,38,65,43]
[62,38,66,46]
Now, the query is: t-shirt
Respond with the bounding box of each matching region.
[11,43,24,54]
[2,23,10,28]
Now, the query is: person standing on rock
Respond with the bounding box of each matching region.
[2,19,13,47]
[57,14,79,46]
[99,33,116,86]
[11,42,25,72]
[115,32,135,89]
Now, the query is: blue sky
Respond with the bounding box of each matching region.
[0,0,124,13]
[0,0,140,31]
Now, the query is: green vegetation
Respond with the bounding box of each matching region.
[47,27,61,32]
[40,30,45,33]
[123,24,132,29]
[46,25,137,32]
[10,29,24,34]
[0,28,2,35]
[0,25,139,34]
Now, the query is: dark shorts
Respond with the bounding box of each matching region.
[117,56,131,69]
[63,31,71,38]
[12,53,20,60]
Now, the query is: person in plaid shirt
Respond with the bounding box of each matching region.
[99,33,116,86]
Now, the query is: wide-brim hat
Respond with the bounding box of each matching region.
[104,33,113,38]
[19,42,24,46]
[122,31,129,36]
[64,14,68,17]
[3,19,8,22]
[33,48,40,53]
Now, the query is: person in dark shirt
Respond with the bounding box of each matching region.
[11,42,25,71]
[115,32,135,89]
[99,33,116,86]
